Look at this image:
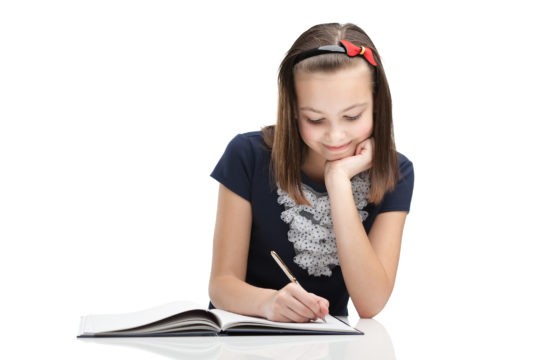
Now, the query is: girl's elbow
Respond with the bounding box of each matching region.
[357,308,381,319]
[355,299,388,318]
[208,274,231,308]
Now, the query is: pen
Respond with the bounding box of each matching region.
[270,250,299,284]
[270,250,327,323]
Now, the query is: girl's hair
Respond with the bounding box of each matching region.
[263,22,398,205]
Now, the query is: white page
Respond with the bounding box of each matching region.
[79,301,205,335]
[210,309,358,333]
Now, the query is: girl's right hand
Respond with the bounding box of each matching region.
[262,283,329,322]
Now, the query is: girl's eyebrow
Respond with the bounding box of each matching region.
[299,103,368,114]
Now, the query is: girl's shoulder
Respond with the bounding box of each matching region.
[216,131,271,172]
[226,130,264,146]
[397,152,412,166]
[374,151,414,213]
[396,152,414,177]
[211,131,271,202]
[225,131,270,157]
[394,152,414,190]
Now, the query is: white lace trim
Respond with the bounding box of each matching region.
[277,172,370,277]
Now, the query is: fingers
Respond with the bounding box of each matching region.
[317,298,330,319]
[267,283,330,323]
[355,137,374,156]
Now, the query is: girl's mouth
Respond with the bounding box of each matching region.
[324,141,352,152]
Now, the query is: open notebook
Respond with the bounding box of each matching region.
[77,301,363,337]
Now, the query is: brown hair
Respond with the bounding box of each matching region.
[263,23,398,205]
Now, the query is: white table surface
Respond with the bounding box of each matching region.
[75,318,394,359]
[4,311,533,359]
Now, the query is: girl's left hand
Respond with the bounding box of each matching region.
[324,137,374,181]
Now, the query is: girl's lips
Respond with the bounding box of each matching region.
[324,141,352,152]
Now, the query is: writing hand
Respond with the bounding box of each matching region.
[263,283,329,323]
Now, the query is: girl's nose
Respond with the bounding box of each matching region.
[326,123,346,144]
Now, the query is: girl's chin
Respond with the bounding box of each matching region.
[325,151,355,161]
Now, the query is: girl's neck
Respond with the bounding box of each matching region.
[301,153,326,184]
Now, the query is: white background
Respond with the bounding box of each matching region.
[1,0,539,358]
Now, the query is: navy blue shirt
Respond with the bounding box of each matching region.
[210,131,414,315]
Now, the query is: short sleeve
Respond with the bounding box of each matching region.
[378,153,415,213]
[210,134,255,202]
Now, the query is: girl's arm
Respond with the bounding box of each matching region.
[208,184,328,322]
[325,139,407,318]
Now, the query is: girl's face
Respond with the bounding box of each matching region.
[295,61,374,167]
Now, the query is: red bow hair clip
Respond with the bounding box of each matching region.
[292,40,379,67]
[340,40,378,67]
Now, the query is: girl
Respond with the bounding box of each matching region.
[209,23,414,321]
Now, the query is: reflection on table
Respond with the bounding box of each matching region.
[78,318,395,360]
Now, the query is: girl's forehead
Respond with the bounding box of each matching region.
[294,62,373,105]
[294,60,372,81]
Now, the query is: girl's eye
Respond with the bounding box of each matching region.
[307,118,324,124]
[344,114,361,121]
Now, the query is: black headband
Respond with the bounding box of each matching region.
[293,40,378,67]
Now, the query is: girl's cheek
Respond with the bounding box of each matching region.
[299,125,318,143]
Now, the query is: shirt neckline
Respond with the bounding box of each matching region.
[300,171,327,194]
